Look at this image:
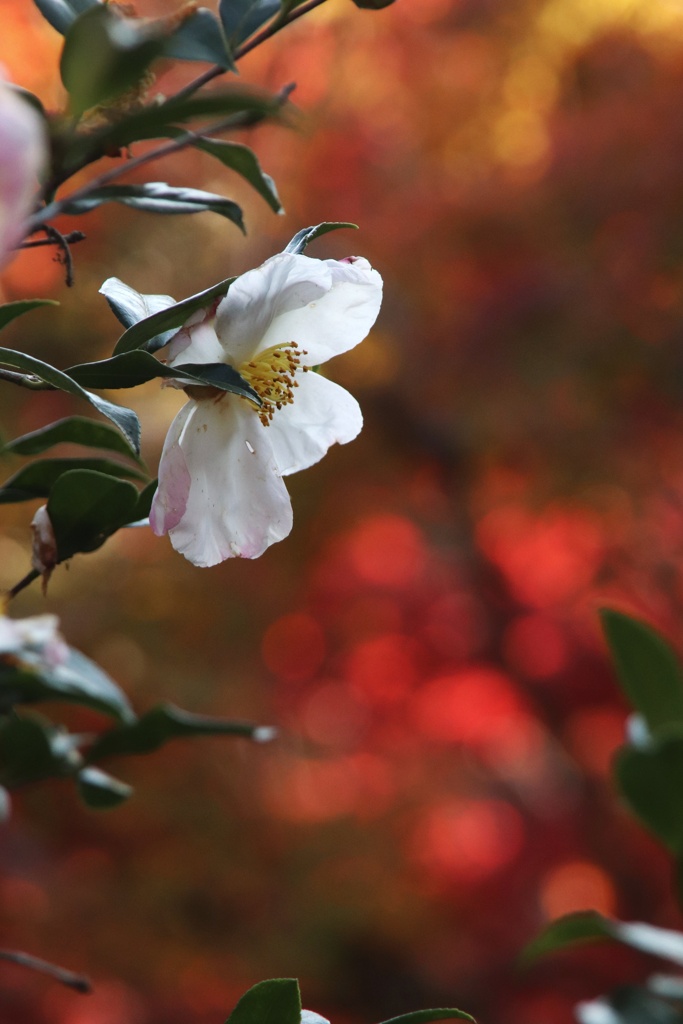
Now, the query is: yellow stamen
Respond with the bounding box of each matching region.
[239,342,309,426]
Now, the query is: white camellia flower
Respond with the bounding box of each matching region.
[141,251,382,567]
[0,69,47,267]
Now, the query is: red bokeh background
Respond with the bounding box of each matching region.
[3,1,683,1022]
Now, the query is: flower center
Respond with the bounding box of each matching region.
[239,342,309,426]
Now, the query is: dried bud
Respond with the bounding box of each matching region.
[31,505,58,591]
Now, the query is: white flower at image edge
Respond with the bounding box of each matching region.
[0,68,47,267]
[147,252,382,567]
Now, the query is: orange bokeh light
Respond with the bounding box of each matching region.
[540,859,617,920]
[347,514,427,588]
[261,612,326,682]
[411,799,525,883]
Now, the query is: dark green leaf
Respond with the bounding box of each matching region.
[284,222,358,255]
[0,300,59,331]
[521,911,616,964]
[0,646,134,722]
[89,703,272,761]
[129,478,157,523]
[225,979,301,1024]
[4,416,141,462]
[378,1011,475,1024]
[61,182,245,230]
[164,7,234,69]
[112,277,237,354]
[68,351,259,403]
[0,458,146,504]
[60,6,165,117]
[99,277,175,331]
[85,88,279,154]
[47,469,141,559]
[615,735,683,853]
[77,766,132,808]
[0,714,78,788]
[350,0,397,7]
[191,138,282,212]
[219,0,282,46]
[33,0,100,35]
[601,609,683,735]
[0,347,140,452]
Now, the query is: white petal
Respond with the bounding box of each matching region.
[99,277,176,326]
[258,254,383,365]
[215,252,332,365]
[150,402,194,535]
[166,315,224,366]
[268,371,362,475]
[152,397,293,566]
[301,1012,331,1024]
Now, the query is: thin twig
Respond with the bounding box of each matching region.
[0,368,54,391]
[21,231,86,250]
[27,82,295,235]
[0,950,91,994]
[6,570,40,601]
[174,0,330,101]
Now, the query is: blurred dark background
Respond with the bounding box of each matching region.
[3,1,683,1021]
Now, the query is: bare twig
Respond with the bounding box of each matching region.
[0,950,91,994]
[0,368,54,391]
[175,0,330,102]
[5,570,41,601]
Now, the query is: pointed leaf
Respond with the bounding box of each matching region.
[61,182,245,230]
[77,766,132,808]
[378,1011,475,1024]
[33,0,100,34]
[192,138,282,212]
[219,0,282,46]
[60,6,166,117]
[46,469,141,559]
[89,703,272,761]
[68,351,259,403]
[0,646,134,722]
[0,347,140,452]
[521,911,617,964]
[0,458,146,504]
[4,416,141,462]
[225,979,301,1024]
[614,735,683,853]
[601,609,683,735]
[112,277,237,354]
[99,277,176,331]
[284,222,358,255]
[164,7,234,69]
[0,300,59,332]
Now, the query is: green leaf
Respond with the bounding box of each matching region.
[164,7,234,69]
[225,979,301,1024]
[33,0,100,35]
[77,766,132,808]
[284,222,358,255]
[60,6,166,117]
[350,0,397,7]
[219,0,282,46]
[4,416,141,462]
[614,735,683,853]
[0,646,134,722]
[46,469,141,559]
[132,479,157,523]
[0,347,141,452]
[61,182,245,230]
[0,300,59,332]
[601,609,683,735]
[112,277,237,354]
[68,351,259,404]
[0,714,78,788]
[191,138,282,212]
[84,88,279,154]
[0,458,146,504]
[99,278,175,331]
[378,1011,475,1024]
[88,703,273,761]
[522,910,683,967]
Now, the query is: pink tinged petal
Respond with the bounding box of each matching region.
[150,402,193,534]
[215,252,333,365]
[257,254,383,366]
[160,398,293,567]
[268,371,363,476]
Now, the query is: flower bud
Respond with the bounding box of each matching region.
[31,504,58,589]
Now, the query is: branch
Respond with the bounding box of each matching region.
[6,570,41,601]
[27,82,295,235]
[0,368,54,391]
[0,950,91,994]
[175,0,330,101]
